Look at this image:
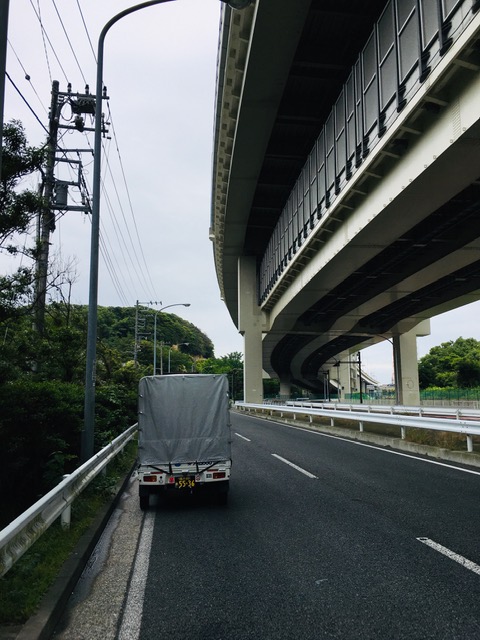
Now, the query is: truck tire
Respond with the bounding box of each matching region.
[140,494,149,510]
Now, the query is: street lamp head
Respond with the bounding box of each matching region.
[221,0,254,9]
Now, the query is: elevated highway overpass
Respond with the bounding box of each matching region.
[211,0,480,403]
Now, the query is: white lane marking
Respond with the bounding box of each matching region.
[417,537,480,576]
[235,432,251,442]
[265,419,480,477]
[272,453,317,478]
[118,510,155,640]
[351,440,480,476]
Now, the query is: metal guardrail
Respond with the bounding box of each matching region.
[0,423,138,577]
[281,400,480,421]
[236,402,480,453]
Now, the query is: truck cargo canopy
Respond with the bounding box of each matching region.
[138,374,231,465]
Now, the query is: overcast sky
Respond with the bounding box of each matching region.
[3,0,480,384]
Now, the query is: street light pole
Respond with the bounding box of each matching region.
[153,303,190,375]
[82,0,253,462]
[83,1,174,462]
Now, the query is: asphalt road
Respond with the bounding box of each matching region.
[57,412,480,639]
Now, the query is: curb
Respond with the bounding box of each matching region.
[1,467,135,640]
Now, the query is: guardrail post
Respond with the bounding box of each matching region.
[330,417,334,427]
[359,421,364,432]
[61,504,71,530]
[401,427,407,440]
[61,474,71,530]
[309,415,313,424]
[467,435,473,452]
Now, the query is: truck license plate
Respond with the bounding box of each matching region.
[175,477,195,489]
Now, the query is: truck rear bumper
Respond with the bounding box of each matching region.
[137,462,231,508]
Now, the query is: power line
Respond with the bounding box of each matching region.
[7,39,48,114]
[76,0,96,62]
[51,0,87,85]
[29,0,69,83]
[106,102,161,302]
[5,71,49,135]
[101,143,155,299]
[9,2,162,309]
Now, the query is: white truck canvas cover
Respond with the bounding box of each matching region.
[138,374,231,466]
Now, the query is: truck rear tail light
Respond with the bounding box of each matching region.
[168,476,175,484]
[143,475,157,483]
[212,471,226,479]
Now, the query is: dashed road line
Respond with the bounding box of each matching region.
[417,537,480,576]
[268,420,480,477]
[272,453,317,478]
[235,432,251,441]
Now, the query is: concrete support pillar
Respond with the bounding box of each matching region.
[337,360,352,401]
[238,256,263,403]
[279,380,291,400]
[393,328,421,406]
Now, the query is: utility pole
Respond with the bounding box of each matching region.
[134,300,160,365]
[0,0,9,181]
[34,81,95,336]
[134,301,140,365]
[34,80,59,336]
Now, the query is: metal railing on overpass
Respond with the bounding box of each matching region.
[0,424,138,577]
[259,0,479,302]
[235,401,480,453]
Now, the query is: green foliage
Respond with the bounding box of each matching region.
[418,337,480,389]
[0,269,34,323]
[95,383,137,449]
[0,120,45,249]
[420,387,480,403]
[0,121,45,320]
[263,377,280,397]
[457,358,480,388]
[0,441,137,624]
[194,352,244,400]
[0,380,84,525]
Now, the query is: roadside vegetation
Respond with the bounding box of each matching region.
[0,441,136,625]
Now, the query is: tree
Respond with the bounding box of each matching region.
[0,120,44,249]
[457,358,480,388]
[195,352,244,400]
[0,120,45,320]
[418,337,480,388]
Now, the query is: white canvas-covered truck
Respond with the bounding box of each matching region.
[136,374,232,508]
